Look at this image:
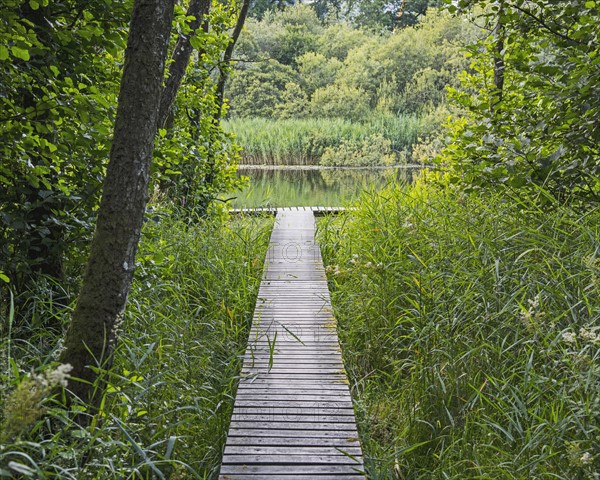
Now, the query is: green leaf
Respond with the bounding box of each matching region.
[11,46,30,61]
[29,0,40,9]
[585,1,595,7]
[0,45,8,61]
[0,273,10,283]
[49,65,59,76]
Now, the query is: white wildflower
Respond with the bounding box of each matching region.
[365,262,373,268]
[580,452,593,465]
[519,293,544,331]
[528,295,540,310]
[579,327,600,345]
[562,331,577,344]
[45,363,73,388]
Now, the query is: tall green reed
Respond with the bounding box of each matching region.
[224,116,423,166]
[318,182,600,479]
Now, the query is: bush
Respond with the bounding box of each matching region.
[320,133,395,166]
[311,84,372,121]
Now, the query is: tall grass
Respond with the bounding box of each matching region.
[0,210,273,479]
[318,181,600,479]
[224,116,423,166]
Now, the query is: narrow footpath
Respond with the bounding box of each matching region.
[219,208,365,479]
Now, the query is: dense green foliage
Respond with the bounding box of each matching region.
[2,1,598,478]
[0,0,129,284]
[439,0,600,204]
[0,212,272,478]
[0,0,244,289]
[319,182,600,478]
[230,5,473,117]
[249,0,442,29]
[225,5,477,165]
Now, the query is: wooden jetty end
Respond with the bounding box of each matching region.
[219,209,365,479]
[228,206,348,216]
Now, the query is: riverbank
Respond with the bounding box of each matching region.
[224,116,429,166]
[237,164,427,170]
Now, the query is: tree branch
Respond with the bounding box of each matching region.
[157,0,211,130]
[511,3,583,46]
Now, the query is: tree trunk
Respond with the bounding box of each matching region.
[214,0,251,120]
[492,0,505,109]
[157,0,211,130]
[60,0,175,409]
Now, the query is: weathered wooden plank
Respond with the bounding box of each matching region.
[227,429,360,440]
[228,421,358,432]
[240,378,348,385]
[220,465,364,475]
[224,446,363,456]
[225,436,361,447]
[234,401,354,410]
[231,414,356,424]
[234,394,352,402]
[221,454,361,465]
[242,368,345,375]
[219,475,364,480]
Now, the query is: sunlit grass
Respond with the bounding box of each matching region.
[318,181,600,479]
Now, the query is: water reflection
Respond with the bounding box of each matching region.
[229,167,421,208]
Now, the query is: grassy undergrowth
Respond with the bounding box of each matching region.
[318,181,600,479]
[0,211,273,479]
[224,116,423,166]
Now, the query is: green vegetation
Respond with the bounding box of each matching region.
[1,0,598,478]
[319,182,600,478]
[225,5,476,165]
[224,116,422,165]
[0,0,244,288]
[0,210,273,478]
[440,0,600,205]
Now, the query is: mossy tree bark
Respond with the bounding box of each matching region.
[60,0,175,408]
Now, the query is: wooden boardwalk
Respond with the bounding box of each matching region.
[219,209,365,479]
[228,206,347,216]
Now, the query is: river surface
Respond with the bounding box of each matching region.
[227,166,421,208]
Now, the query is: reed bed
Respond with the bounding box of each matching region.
[224,116,423,166]
[318,182,600,479]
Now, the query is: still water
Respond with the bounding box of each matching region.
[228,167,421,208]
